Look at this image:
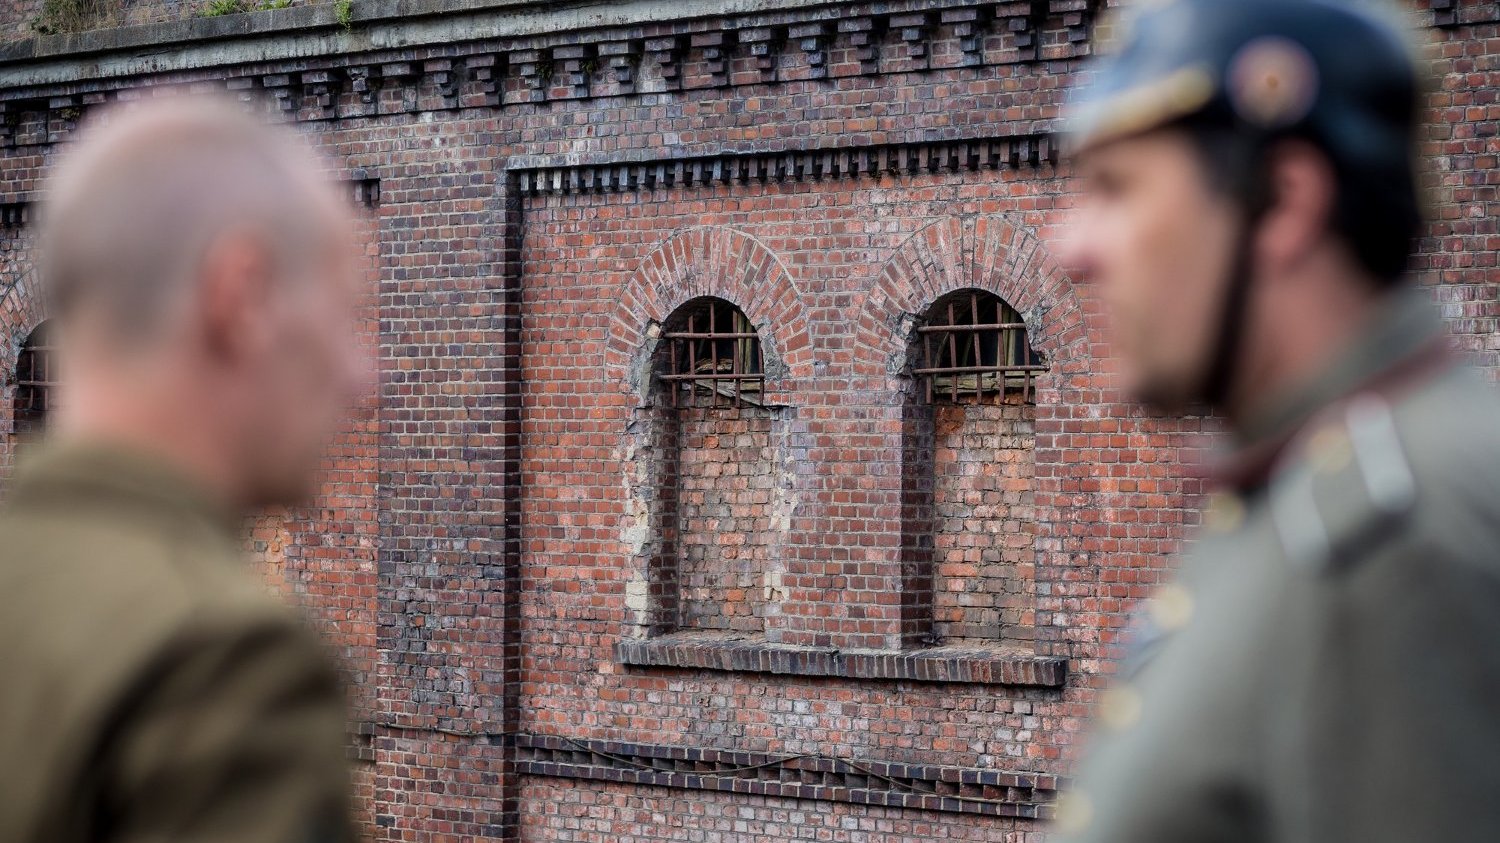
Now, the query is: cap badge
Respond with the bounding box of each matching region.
[1227,36,1319,128]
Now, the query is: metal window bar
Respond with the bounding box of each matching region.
[13,329,54,437]
[917,291,1044,405]
[662,300,764,408]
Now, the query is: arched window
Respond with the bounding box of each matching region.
[659,297,764,408]
[632,297,783,636]
[916,290,1042,405]
[906,291,1045,644]
[13,322,53,439]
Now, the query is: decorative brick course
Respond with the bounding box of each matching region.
[515,733,1062,818]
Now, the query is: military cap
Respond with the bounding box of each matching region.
[1067,0,1419,177]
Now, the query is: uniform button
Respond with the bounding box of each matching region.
[1054,790,1094,835]
[1149,583,1195,631]
[1306,425,1353,475]
[1203,492,1245,533]
[1098,684,1143,732]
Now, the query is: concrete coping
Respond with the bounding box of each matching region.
[0,0,858,84]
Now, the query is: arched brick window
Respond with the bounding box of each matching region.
[905,291,1044,644]
[916,290,1043,405]
[629,297,790,637]
[659,297,764,408]
[13,322,53,440]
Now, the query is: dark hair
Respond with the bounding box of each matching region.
[1182,124,1421,287]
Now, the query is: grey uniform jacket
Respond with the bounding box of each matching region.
[1055,295,1500,843]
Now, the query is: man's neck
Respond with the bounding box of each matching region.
[1222,281,1386,438]
[51,377,247,512]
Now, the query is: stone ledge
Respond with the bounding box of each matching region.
[615,632,1067,688]
[0,0,841,65]
[0,0,969,87]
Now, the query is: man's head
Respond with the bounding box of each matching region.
[1062,0,1423,416]
[39,96,369,507]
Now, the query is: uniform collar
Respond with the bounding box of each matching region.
[6,441,245,539]
[1209,289,1450,493]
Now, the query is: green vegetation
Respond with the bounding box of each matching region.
[198,0,245,16]
[28,0,309,35]
[334,0,353,30]
[198,0,294,17]
[30,0,118,35]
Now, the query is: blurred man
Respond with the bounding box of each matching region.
[1058,0,1500,841]
[0,97,367,842]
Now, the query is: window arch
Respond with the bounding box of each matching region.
[916,290,1043,405]
[13,322,53,439]
[905,291,1045,645]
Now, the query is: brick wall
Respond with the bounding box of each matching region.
[932,399,1037,643]
[677,405,782,633]
[0,0,1495,840]
[0,0,41,41]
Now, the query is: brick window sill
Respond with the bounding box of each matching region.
[615,632,1066,688]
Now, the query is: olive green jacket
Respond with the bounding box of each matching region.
[0,445,353,843]
[1056,295,1500,842]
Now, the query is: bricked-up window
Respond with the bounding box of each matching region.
[917,291,1043,404]
[908,291,1043,644]
[13,322,53,439]
[633,297,787,636]
[660,298,763,408]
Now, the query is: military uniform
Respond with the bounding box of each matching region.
[1052,0,1497,838]
[1055,295,1500,842]
[0,444,354,843]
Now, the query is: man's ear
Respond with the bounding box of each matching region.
[1255,140,1338,277]
[196,226,276,365]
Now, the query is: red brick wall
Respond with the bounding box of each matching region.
[0,1,1495,840]
[677,405,781,633]
[932,399,1037,643]
[522,174,1134,765]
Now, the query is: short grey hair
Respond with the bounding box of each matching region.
[39,95,341,339]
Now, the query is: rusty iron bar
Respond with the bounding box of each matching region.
[731,309,742,409]
[686,310,699,405]
[913,364,1047,375]
[660,373,768,381]
[915,323,1028,333]
[672,331,684,408]
[946,298,960,403]
[709,303,720,408]
[969,292,984,406]
[922,331,934,403]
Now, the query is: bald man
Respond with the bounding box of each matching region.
[0,98,366,842]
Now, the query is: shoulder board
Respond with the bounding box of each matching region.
[1269,393,1418,574]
